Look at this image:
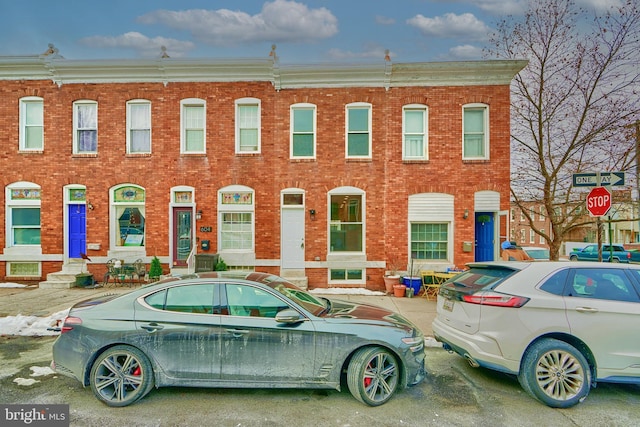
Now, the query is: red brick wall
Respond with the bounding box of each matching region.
[0,80,512,288]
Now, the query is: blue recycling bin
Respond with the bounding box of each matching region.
[403,276,422,296]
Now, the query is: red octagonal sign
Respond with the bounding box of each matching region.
[586,186,611,217]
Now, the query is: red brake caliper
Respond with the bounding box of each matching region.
[133,366,141,376]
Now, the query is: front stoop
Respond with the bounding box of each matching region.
[280,269,308,290]
[39,259,88,289]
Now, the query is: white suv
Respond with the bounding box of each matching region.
[432,261,640,408]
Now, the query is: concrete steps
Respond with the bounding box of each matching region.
[39,259,89,289]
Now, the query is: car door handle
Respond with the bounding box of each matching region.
[141,323,164,332]
[575,307,599,313]
[225,328,249,337]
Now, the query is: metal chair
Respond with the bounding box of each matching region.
[421,270,440,300]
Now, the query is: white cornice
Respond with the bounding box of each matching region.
[0,55,527,89]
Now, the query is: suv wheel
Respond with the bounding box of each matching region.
[518,338,591,408]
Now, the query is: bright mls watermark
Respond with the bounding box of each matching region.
[1,404,68,426]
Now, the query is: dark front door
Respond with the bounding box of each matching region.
[474,212,494,261]
[173,207,193,267]
[68,204,86,259]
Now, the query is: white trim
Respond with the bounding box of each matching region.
[402,104,428,160]
[19,96,44,151]
[72,100,98,154]
[462,103,489,160]
[218,185,256,264]
[126,99,152,154]
[345,102,372,159]
[180,98,206,154]
[290,103,316,159]
[235,97,261,154]
[408,193,454,264]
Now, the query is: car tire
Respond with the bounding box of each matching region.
[90,345,155,407]
[569,255,578,261]
[518,338,591,408]
[347,346,400,406]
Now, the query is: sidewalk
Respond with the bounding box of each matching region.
[0,285,437,337]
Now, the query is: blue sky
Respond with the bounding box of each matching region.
[0,0,622,63]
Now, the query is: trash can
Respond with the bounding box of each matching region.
[194,254,219,272]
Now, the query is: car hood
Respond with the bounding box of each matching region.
[323,298,416,330]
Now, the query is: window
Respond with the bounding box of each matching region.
[463,104,488,159]
[510,208,515,221]
[236,98,260,153]
[403,105,427,159]
[111,185,145,248]
[127,100,151,153]
[19,97,43,151]
[145,284,215,314]
[540,230,546,244]
[330,193,363,252]
[181,98,205,153]
[530,229,535,244]
[6,182,41,247]
[411,223,448,260]
[520,209,526,222]
[520,229,526,243]
[225,284,288,317]
[290,103,316,158]
[73,100,97,154]
[219,186,255,252]
[346,103,371,158]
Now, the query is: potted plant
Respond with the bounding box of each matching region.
[148,256,163,282]
[383,255,402,294]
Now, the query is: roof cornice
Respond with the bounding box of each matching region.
[0,55,527,89]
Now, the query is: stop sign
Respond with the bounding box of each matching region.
[586,186,611,216]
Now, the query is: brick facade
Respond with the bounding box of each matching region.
[0,54,526,290]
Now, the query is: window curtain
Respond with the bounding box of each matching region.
[404,109,424,157]
[25,101,43,149]
[184,105,204,151]
[130,103,150,153]
[238,105,258,151]
[77,104,97,152]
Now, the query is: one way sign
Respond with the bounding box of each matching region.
[572,172,625,187]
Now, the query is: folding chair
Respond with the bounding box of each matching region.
[421,270,440,300]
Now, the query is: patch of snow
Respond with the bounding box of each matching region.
[0,309,68,337]
[0,282,28,288]
[309,288,386,296]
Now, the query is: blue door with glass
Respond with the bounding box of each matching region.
[474,212,494,261]
[68,204,86,258]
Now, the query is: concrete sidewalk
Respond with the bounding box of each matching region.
[0,285,437,337]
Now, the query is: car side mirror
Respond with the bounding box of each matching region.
[275,309,304,324]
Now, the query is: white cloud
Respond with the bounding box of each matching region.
[407,13,492,41]
[448,44,484,60]
[326,43,391,61]
[375,15,396,25]
[576,0,624,11]
[80,32,195,57]
[138,0,338,45]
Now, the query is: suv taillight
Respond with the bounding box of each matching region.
[463,292,529,307]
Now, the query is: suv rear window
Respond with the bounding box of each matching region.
[444,266,518,291]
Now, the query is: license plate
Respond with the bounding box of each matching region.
[442,299,454,312]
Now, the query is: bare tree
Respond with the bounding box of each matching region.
[487,0,640,260]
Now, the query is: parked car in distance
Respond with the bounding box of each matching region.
[432,261,640,408]
[521,246,550,261]
[569,244,631,263]
[51,272,426,407]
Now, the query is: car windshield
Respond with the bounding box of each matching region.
[268,281,328,316]
[447,266,518,291]
[525,249,549,259]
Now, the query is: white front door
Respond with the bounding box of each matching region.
[281,208,305,269]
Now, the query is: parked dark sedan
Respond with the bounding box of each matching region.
[51,272,425,407]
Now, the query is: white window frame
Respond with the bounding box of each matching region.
[402,104,428,160]
[462,103,489,160]
[218,185,255,253]
[5,181,41,251]
[345,102,372,159]
[290,103,316,159]
[328,187,365,254]
[529,229,535,244]
[126,99,151,154]
[180,98,206,154]
[19,96,44,151]
[540,229,546,244]
[110,184,146,252]
[73,100,98,154]
[235,98,261,154]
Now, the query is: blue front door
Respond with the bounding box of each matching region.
[474,212,494,261]
[68,204,86,258]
